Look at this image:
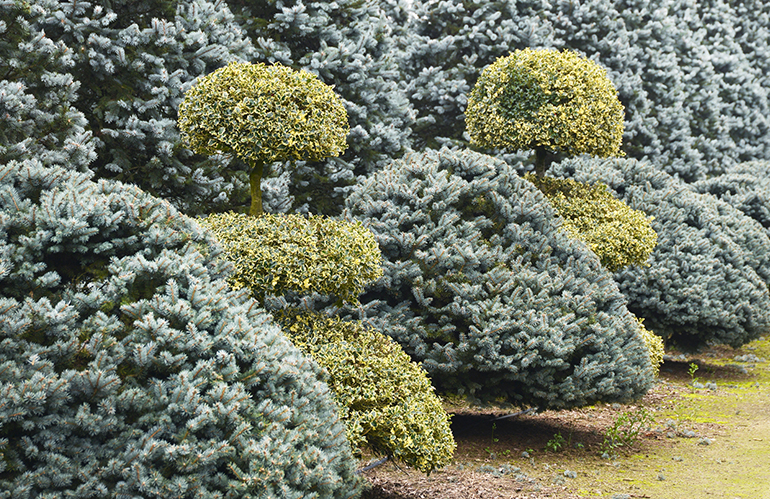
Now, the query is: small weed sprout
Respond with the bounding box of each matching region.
[545,432,566,452]
[600,407,654,456]
[688,362,700,385]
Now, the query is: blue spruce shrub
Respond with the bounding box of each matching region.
[0,0,96,170]
[550,156,770,350]
[692,161,770,237]
[0,159,361,498]
[344,148,654,408]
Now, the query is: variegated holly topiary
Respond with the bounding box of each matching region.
[198,212,382,304]
[637,318,665,377]
[199,211,455,473]
[275,310,455,474]
[178,61,349,215]
[526,174,657,272]
[466,48,625,176]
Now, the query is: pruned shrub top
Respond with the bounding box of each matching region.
[199,212,383,304]
[466,48,625,160]
[550,156,770,350]
[179,61,349,168]
[0,160,360,498]
[344,148,653,409]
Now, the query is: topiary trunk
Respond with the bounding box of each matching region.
[249,160,265,216]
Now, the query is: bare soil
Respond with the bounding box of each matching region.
[359,337,770,498]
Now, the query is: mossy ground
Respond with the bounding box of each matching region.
[361,336,770,498]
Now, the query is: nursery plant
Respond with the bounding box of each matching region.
[178,61,349,216]
[344,147,655,408]
[199,212,456,473]
[199,212,383,304]
[466,48,625,176]
[31,0,257,213]
[392,0,770,180]
[225,0,416,214]
[692,161,770,238]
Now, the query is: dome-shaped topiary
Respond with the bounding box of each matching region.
[550,156,770,350]
[343,148,654,409]
[0,159,361,498]
[178,61,349,215]
[275,310,455,475]
[526,174,657,272]
[466,48,625,176]
[198,212,383,304]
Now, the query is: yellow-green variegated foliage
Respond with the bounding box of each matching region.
[276,310,456,474]
[528,175,657,272]
[466,48,624,160]
[199,212,382,303]
[178,61,348,167]
[637,318,665,377]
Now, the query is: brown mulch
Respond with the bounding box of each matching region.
[359,344,760,499]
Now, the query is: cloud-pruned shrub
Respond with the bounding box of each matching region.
[198,212,383,304]
[0,159,361,498]
[179,61,349,215]
[390,0,770,179]
[466,48,625,175]
[199,212,454,473]
[691,161,770,237]
[550,156,770,350]
[527,175,657,272]
[275,310,455,474]
[637,318,665,377]
[344,148,654,409]
[226,0,415,214]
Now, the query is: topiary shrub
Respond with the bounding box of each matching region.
[526,175,657,272]
[274,310,455,475]
[198,212,383,304]
[466,48,625,176]
[344,148,654,409]
[226,0,416,215]
[0,159,361,498]
[550,156,770,350]
[691,161,770,237]
[178,61,349,215]
[199,211,455,473]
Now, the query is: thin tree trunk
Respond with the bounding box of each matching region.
[534,147,557,177]
[249,161,265,216]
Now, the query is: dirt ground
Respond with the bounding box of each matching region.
[359,337,770,499]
